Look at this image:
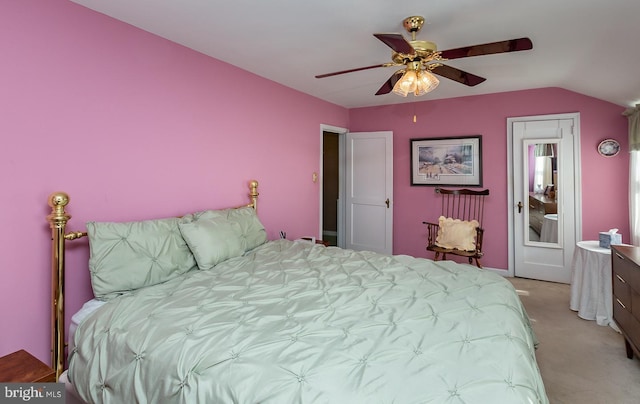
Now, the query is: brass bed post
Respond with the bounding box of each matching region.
[47,192,71,381]
[249,180,259,212]
[47,192,86,381]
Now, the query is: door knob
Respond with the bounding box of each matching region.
[517,201,523,213]
[385,198,390,208]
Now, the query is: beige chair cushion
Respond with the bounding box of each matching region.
[435,216,479,251]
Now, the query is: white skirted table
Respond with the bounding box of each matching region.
[540,214,558,243]
[569,240,620,331]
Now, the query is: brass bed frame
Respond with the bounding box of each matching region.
[46,180,260,380]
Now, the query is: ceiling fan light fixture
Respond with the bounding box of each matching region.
[392,68,439,97]
[392,69,417,97]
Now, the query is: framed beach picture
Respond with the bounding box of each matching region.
[410,135,483,186]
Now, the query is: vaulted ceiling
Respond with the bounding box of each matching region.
[70,0,640,109]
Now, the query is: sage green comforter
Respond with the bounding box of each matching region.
[69,240,548,403]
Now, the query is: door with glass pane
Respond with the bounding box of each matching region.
[507,114,581,283]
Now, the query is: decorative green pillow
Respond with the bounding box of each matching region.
[227,206,268,251]
[182,207,267,254]
[87,217,197,300]
[178,217,244,270]
[435,216,479,251]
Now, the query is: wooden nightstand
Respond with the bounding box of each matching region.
[0,350,56,382]
[301,237,330,247]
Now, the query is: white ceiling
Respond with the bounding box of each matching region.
[70,0,640,109]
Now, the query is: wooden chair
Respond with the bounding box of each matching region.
[422,188,490,268]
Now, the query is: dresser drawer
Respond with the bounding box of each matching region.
[620,305,640,354]
[633,288,640,324]
[612,250,640,287]
[614,297,636,345]
[613,271,631,309]
[529,214,543,234]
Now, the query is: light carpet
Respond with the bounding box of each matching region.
[508,277,640,404]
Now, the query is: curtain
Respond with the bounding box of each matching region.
[534,143,555,157]
[624,105,640,245]
[534,156,552,193]
[532,143,554,194]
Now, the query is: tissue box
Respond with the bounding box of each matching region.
[599,232,622,249]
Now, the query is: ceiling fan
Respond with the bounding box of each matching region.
[315,16,533,97]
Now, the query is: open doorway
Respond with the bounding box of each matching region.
[320,124,347,247]
[320,125,394,254]
[322,131,340,246]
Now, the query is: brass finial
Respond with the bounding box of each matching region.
[249,180,259,212]
[47,192,71,230]
[48,192,69,209]
[403,16,425,41]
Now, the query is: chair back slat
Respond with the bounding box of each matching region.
[436,188,489,227]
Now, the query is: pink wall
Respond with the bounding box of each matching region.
[0,0,348,363]
[349,88,630,268]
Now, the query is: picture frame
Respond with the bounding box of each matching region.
[410,135,483,186]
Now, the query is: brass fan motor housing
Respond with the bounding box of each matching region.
[392,40,439,64]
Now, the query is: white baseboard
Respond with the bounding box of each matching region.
[483,266,511,277]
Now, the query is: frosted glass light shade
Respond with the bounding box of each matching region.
[392,70,417,97]
[415,70,439,95]
[392,69,439,97]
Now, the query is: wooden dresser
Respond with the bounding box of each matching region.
[611,245,640,360]
[528,193,557,235]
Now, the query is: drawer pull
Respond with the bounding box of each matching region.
[616,298,626,309]
[616,274,626,284]
[615,252,625,260]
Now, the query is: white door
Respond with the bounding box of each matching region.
[345,131,393,254]
[507,114,581,283]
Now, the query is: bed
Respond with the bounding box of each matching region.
[47,180,548,403]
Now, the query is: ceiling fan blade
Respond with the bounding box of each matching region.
[439,37,533,60]
[431,65,486,87]
[315,64,387,79]
[375,71,403,95]
[373,33,415,54]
